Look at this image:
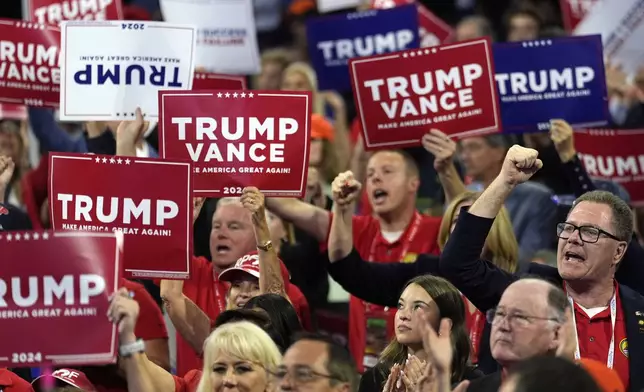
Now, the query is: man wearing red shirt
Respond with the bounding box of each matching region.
[440,145,644,391]
[266,150,442,371]
[0,369,33,392]
[162,197,311,377]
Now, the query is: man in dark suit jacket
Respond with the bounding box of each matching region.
[440,145,644,392]
[465,278,570,391]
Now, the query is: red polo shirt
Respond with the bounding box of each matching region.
[177,256,311,377]
[572,288,629,390]
[327,212,441,372]
[173,370,202,392]
[0,369,33,392]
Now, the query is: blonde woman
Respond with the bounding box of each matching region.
[109,287,282,392]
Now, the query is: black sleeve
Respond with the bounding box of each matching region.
[359,367,386,392]
[438,210,519,312]
[561,156,595,197]
[0,203,32,231]
[327,248,439,307]
[84,131,117,155]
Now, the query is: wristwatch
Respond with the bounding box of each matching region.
[119,339,146,357]
[257,240,273,252]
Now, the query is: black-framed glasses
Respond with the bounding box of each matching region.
[268,366,343,385]
[485,308,561,328]
[556,222,621,244]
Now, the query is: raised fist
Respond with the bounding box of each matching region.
[500,145,543,186]
[241,187,265,215]
[331,171,362,210]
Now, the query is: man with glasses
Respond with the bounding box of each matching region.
[439,145,644,391]
[467,278,569,391]
[276,333,359,392]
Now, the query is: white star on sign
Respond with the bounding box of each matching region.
[102,157,108,163]
[217,92,223,98]
[233,92,238,98]
[225,92,231,98]
[33,233,40,240]
[95,157,101,163]
[248,92,254,98]
[241,92,246,98]
[43,232,49,240]
[24,233,30,240]
[6,234,12,241]
[125,159,131,165]
[117,158,123,164]
[110,158,116,164]
[15,233,21,241]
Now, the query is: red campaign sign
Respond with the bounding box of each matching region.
[193,72,247,90]
[48,153,193,279]
[575,129,644,206]
[25,0,124,25]
[350,38,500,150]
[0,231,122,367]
[560,0,598,32]
[0,20,60,108]
[0,104,28,120]
[158,90,311,198]
[371,0,453,47]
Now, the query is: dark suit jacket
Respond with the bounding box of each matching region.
[465,372,502,392]
[440,211,644,392]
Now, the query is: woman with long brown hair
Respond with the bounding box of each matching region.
[358,275,477,392]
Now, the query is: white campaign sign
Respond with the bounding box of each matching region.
[59,20,197,121]
[575,0,644,75]
[160,0,260,75]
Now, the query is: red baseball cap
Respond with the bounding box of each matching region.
[33,368,96,391]
[219,251,291,283]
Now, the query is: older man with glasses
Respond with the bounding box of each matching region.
[276,333,359,392]
[439,145,644,392]
[466,278,569,391]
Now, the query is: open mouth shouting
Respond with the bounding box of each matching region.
[371,189,389,206]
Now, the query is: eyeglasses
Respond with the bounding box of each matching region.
[268,366,342,385]
[486,308,560,328]
[556,222,621,244]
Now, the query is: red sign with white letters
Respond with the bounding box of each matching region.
[0,231,122,367]
[370,0,453,47]
[350,37,500,150]
[158,90,312,197]
[0,19,60,107]
[575,129,644,206]
[193,72,246,90]
[560,0,598,32]
[25,0,124,25]
[48,153,193,279]
[0,104,28,120]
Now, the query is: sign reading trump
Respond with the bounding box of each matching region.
[59,20,196,121]
[25,0,124,25]
[48,153,193,279]
[0,231,122,367]
[494,35,608,133]
[0,20,61,107]
[158,90,311,198]
[350,37,500,150]
[575,129,644,206]
[306,5,419,91]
